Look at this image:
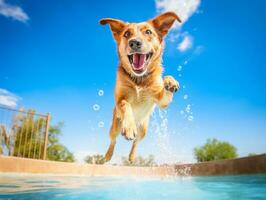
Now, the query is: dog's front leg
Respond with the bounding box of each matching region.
[117,100,137,140]
[156,76,179,109]
[128,117,149,162]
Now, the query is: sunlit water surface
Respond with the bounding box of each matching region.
[0,174,266,200]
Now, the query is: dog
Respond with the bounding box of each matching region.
[100,12,181,162]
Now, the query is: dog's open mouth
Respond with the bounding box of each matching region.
[128,52,153,74]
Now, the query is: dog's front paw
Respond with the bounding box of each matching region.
[164,76,179,93]
[121,120,137,140]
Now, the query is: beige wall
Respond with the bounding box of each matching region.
[0,156,175,177]
[0,154,265,177]
[174,153,266,176]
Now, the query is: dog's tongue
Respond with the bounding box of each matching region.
[133,54,145,70]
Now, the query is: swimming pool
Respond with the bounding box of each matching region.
[0,174,265,200]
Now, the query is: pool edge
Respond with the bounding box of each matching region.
[1,154,266,177]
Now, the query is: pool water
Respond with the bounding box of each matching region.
[0,174,265,200]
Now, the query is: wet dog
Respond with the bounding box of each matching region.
[100,12,181,162]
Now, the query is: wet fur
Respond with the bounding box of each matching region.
[100,12,181,162]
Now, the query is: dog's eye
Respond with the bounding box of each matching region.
[124,31,131,38]
[145,29,152,35]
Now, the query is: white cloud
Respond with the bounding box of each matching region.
[0,88,20,108]
[155,0,201,52]
[0,0,29,23]
[155,0,201,29]
[178,34,193,52]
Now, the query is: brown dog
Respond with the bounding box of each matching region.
[100,12,181,162]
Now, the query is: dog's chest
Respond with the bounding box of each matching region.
[131,86,155,121]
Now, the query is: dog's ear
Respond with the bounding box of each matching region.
[99,18,126,41]
[149,12,181,38]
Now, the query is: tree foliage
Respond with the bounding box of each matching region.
[194,138,238,162]
[121,155,156,167]
[248,153,257,157]
[84,154,105,164]
[0,125,9,155]
[46,122,75,162]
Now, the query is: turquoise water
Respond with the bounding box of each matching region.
[0,174,265,200]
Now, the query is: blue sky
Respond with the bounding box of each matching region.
[1,0,266,163]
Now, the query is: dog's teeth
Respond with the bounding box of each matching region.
[133,54,136,63]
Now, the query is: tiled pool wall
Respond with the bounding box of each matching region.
[0,154,265,177]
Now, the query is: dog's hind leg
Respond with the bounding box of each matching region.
[128,118,149,162]
[105,112,121,162]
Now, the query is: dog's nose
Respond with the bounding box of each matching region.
[129,39,142,50]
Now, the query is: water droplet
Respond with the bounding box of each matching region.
[178,74,182,77]
[177,65,182,71]
[183,94,188,100]
[98,121,104,128]
[188,115,194,121]
[93,104,100,111]
[180,110,184,115]
[184,60,188,65]
[98,89,104,96]
[185,104,191,113]
[183,85,186,89]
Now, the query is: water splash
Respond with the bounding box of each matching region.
[150,109,178,164]
[174,165,192,176]
[185,104,191,113]
[149,108,192,176]
[183,94,188,100]
[187,116,194,121]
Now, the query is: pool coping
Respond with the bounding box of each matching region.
[0,154,266,177]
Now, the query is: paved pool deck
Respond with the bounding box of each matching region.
[0,154,265,177]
